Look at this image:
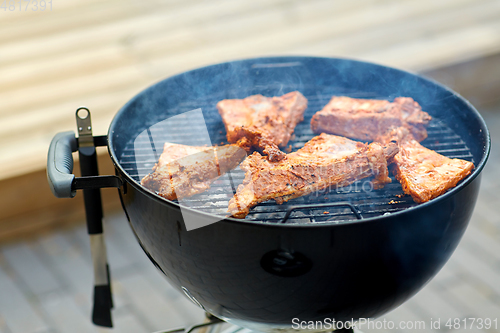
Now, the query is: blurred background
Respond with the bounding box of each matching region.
[0,0,499,332]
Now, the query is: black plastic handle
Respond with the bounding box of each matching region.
[47,132,123,199]
[47,131,78,198]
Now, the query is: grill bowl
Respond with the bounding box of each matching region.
[107,56,489,332]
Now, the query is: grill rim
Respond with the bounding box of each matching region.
[107,55,491,228]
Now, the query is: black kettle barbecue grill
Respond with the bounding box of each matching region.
[47,56,490,332]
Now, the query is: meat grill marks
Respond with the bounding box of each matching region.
[141,142,246,200]
[228,133,398,218]
[377,128,474,203]
[311,96,432,142]
[217,91,307,161]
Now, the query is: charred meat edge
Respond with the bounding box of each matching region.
[228,133,398,218]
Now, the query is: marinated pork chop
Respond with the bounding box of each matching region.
[311,96,431,142]
[141,142,246,200]
[378,128,474,203]
[228,133,398,218]
[217,91,307,162]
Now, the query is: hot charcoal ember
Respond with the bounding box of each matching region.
[141,142,246,200]
[228,133,398,218]
[217,91,307,162]
[311,96,432,142]
[378,128,474,203]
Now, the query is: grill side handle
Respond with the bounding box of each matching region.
[47,132,123,199]
[47,131,78,198]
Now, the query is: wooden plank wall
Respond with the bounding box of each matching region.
[1,0,499,241]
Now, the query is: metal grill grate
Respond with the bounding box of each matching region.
[118,94,475,224]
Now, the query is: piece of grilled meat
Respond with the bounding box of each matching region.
[378,128,474,203]
[217,91,307,162]
[228,133,398,218]
[311,96,431,142]
[141,142,246,200]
